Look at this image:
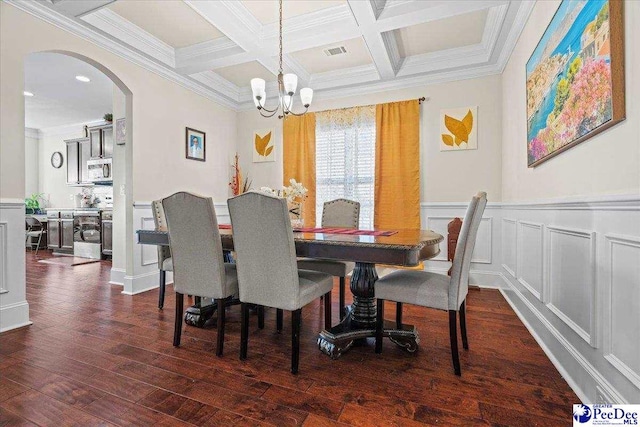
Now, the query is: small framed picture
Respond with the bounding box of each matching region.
[185,127,206,162]
[115,118,126,145]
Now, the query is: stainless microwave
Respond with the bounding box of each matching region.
[87,158,112,183]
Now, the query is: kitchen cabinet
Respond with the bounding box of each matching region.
[89,125,113,159]
[61,211,74,250]
[46,211,73,254]
[65,137,91,185]
[101,211,112,257]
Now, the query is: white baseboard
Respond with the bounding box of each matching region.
[0,300,32,333]
[109,267,125,286]
[499,273,628,404]
[122,270,159,295]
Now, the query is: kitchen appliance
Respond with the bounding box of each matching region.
[73,211,101,259]
[101,211,112,257]
[87,158,112,183]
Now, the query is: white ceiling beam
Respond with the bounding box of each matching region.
[184,0,280,76]
[347,0,397,79]
[49,0,115,18]
[175,38,249,74]
[375,0,510,33]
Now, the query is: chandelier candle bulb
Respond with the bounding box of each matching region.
[300,88,313,107]
[283,73,298,95]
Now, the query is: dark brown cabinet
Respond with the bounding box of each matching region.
[66,138,91,185]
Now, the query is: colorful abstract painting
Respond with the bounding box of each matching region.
[526,0,625,167]
[440,107,477,151]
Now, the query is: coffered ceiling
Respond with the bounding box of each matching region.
[12,0,535,111]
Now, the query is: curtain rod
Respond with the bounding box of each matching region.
[306,97,428,115]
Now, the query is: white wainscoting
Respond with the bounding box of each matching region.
[603,234,640,390]
[499,195,640,405]
[0,199,31,332]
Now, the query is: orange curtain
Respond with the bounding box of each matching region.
[374,100,420,230]
[283,113,316,227]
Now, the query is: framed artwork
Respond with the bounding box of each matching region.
[115,118,126,145]
[186,127,206,162]
[526,0,625,167]
[440,106,477,151]
[253,129,275,162]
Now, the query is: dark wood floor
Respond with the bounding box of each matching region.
[0,250,577,426]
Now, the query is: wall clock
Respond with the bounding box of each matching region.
[51,151,63,169]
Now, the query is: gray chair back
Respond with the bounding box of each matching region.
[321,198,360,228]
[25,217,43,230]
[449,192,487,310]
[152,200,171,269]
[162,192,228,298]
[228,191,300,309]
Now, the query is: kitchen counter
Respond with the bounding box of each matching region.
[45,207,112,211]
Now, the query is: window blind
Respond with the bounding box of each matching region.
[315,106,376,229]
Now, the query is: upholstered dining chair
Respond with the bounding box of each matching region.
[374,192,487,376]
[25,217,46,257]
[228,191,333,374]
[152,200,172,310]
[297,198,360,320]
[162,192,238,357]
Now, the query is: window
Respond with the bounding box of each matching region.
[315,106,376,229]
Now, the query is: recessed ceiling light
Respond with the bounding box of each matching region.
[23,91,34,97]
[75,75,91,82]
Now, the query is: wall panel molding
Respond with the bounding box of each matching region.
[516,220,543,301]
[546,226,597,347]
[604,234,640,389]
[501,217,517,277]
[140,217,157,266]
[0,222,7,294]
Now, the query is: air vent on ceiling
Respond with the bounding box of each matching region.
[323,46,347,56]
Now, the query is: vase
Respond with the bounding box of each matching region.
[288,200,304,228]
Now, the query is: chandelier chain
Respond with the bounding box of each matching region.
[278,0,283,74]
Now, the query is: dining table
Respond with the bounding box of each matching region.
[137,227,443,359]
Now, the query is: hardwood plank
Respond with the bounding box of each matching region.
[0,407,38,427]
[0,251,580,426]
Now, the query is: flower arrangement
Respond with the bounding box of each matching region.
[229,153,251,196]
[259,179,308,203]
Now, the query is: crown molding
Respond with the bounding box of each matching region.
[496,0,536,73]
[81,8,175,67]
[6,0,238,111]
[481,4,509,54]
[381,31,401,75]
[310,64,380,91]
[261,4,354,41]
[24,128,41,139]
[38,119,105,137]
[175,37,238,63]
[190,71,240,100]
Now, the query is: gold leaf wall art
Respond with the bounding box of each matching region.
[252,129,276,162]
[440,106,478,151]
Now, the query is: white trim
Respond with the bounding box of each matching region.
[25,127,41,139]
[603,234,640,389]
[424,194,640,211]
[0,301,32,333]
[0,222,7,293]
[121,270,159,295]
[516,220,544,301]
[545,226,597,347]
[5,0,239,111]
[81,8,175,67]
[38,119,105,137]
[501,217,517,277]
[501,273,627,404]
[109,267,125,286]
[0,200,24,208]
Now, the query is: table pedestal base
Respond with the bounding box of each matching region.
[317,262,419,358]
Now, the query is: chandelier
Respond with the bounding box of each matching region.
[250,0,313,119]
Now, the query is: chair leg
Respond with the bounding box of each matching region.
[375,299,385,354]
[339,276,346,321]
[34,233,43,257]
[158,270,166,310]
[449,310,461,376]
[291,309,302,374]
[396,302,403,329]
[257,305,265,330]
[216,298,226,357]
[276,309,283,333]
[459,300,468,350]
[240,303,249,360]
[324,291,332,329]
[173,292,184,347]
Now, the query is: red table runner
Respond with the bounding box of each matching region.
[292,227,398,236]
[218,224,397,236]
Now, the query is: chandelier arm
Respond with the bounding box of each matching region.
[284,106,310,117]
[258,108,280,118]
